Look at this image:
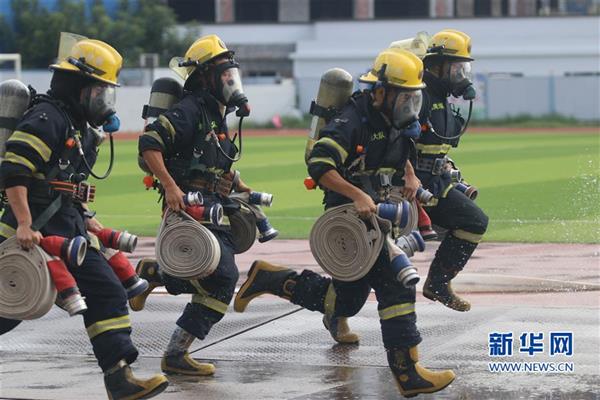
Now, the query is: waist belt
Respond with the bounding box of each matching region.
[49,181,96,203]
[29,181,96,204]
[182,176,231,197]
[0,236,57,320]
[27,181,95,231]
[415,156,448,175]
[347,174,394,203]
[183,177,218,193]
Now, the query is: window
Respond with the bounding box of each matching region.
[235,0,278,22]
[502,0,509,15]
[375,0,429,18]
[310,0,353,20]
[167,0,215,23]
[474,0,492,16]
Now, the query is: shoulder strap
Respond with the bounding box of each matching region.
[348,94,370,148]
[30,196,62,231]
[420,90,433,123]
[31,94,78,181]
[30,93,75,142]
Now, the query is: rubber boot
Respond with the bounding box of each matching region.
[234,260,296,312]
[104,360,168,400]
[129,259,164,312]
[387,346,455,398]
[422,262,471,312]
[161,351,216,376]
[322,315,360,344]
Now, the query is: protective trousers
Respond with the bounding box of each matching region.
[289,245,421,349]
[0,232,138,372]
[73,249,139,370]
[160,230,238,340]
[424,188,488,274]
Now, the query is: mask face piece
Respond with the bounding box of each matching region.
[391,89,423,128]
[446,61,473,98]
[212,61,248,110]
[82,83,116,127]
[449,61,471,84]
[220,67,244,105]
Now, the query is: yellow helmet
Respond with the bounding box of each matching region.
[425,29,473,61]
[50,32,122,86]
[170,34,234,80]
[359,48,425,90]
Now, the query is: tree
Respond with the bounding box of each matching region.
[10,0,87,68]
[8,0,191,68]
[0,16,15,54]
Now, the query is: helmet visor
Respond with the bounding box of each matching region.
[169,56,196,80]
[83,83,116,127]
[56,32,88,64]
[392,90,423,127]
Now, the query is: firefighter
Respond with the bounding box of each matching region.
[131,34,253,376]
[0,34,168,399]
[416,29,489,312]
[234,48,456,398]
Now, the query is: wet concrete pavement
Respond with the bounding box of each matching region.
[1,239,599,399]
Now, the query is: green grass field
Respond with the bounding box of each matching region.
[90,131,600,243]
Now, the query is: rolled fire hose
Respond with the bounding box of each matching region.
[388,187,419,237]
[156,208,221,279]
[228,200,257,254]
[309,204,390,282]
[0,237,57,320]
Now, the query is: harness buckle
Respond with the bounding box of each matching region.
[431,157,448,176]
[379,173,393,188]
[58,159,70,170]
[73,182,96,203]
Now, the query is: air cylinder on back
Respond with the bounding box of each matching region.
[304,68,354,164]
[139,77,184,173]
[0,80,31,159]
[142,77,183,121]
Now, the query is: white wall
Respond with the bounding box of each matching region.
[123,79,297,130]
[3,16,599,125]
[0,70,298,130]
[287,17,600,111]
